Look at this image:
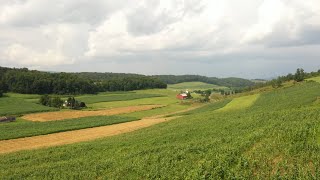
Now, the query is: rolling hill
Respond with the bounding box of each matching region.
[1,80,320,179]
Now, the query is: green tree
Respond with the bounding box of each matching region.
[49,96,63,108]
[294,68,305,82]
[39,95,50,106]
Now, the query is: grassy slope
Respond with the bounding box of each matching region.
[307,76,320,83]
[1,82,320,178]
[217,94,260,112]
[76,93,163,104]
[0,116,137,141]
[0,97,56,116]
[168,81,227,90]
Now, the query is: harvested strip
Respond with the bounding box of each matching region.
[216,94,260,112]
[22,105,163,122]
[0,116,179,154]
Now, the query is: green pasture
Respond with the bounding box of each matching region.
[307,76,320,83]
[1,82,320,178]
[0,116,137,141]
[0,97,56,116]
[168,81,227,90]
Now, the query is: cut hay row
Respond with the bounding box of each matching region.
[0,116,179,154]
[22,105,164,122]
[0,106,204,154]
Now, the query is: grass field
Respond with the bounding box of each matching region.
[1,82,320,178]
[168,81,227,90]
[0,116,137,141]
[217,94,260,112]
[75,93,164,104]
[307,76,320,83]
[0,97,57,116]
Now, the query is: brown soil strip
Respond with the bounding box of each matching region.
[0,116,179,154]
[22,105,163,122]
[0,105,203,154]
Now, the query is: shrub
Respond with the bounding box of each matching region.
[39,95,50,106]
[39,95,63,108]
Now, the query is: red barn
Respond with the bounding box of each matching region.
[176,93,188,100]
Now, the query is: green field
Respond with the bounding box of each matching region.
[217,94,260,112]
[307,76,320,83]
[75,93,164,104]
[0,90,168,116]
[168,81,227,90]
[0,97,57,116]
[1,82,320,178]
[0,116,137,140]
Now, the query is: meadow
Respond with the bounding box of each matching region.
[0,116,137,140]
[0,96,56,116]
[1,81,320,178]
[168,81,227,90]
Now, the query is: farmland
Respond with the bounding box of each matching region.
[168,81,227,90]
[0,80,319,178]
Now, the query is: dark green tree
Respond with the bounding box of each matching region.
[294,68,305,82]
[39,95,50,106]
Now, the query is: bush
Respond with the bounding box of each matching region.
[79,102,86,108]
[39,95,50,106]
[49,96,63,108]
[39,95,63,108]
[0,90,3,97]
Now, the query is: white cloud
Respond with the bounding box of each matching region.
[2,43,74,66]
[0,0,320,77]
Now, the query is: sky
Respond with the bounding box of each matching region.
[0,0,320,79]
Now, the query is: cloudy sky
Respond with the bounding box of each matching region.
[0,0,320,78]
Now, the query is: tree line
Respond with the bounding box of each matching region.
[152,75,255,88]
[0,66,167,95]
[247,68,320,90]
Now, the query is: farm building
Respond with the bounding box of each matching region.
[0,116,16,123]
[176,93,188,100]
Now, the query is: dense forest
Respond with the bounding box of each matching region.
[153,75,255,88]
[0,67,167,95]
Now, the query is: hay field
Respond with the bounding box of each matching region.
[22,105,163,122]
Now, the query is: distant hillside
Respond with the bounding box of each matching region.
[153,75,255,88]
[0,67,167,95]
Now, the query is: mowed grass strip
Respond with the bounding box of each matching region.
[0,97,57,116]
[22,105,163,122]
[0,116,178,154]
[0,116,138,141]
[216,94,260,112]
[77,93,164,104]
[168,81,227,90]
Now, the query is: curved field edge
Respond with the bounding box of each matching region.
[0,116,138,141]
[216,94,260,112]
[166,99,232,117]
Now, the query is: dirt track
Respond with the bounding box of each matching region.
[22,105,163,122]
[0,105,203,154]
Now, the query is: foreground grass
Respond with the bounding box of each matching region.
[1,83,320,178]
[0,116,137,140]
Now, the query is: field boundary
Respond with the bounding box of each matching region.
[0,106,202,154]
